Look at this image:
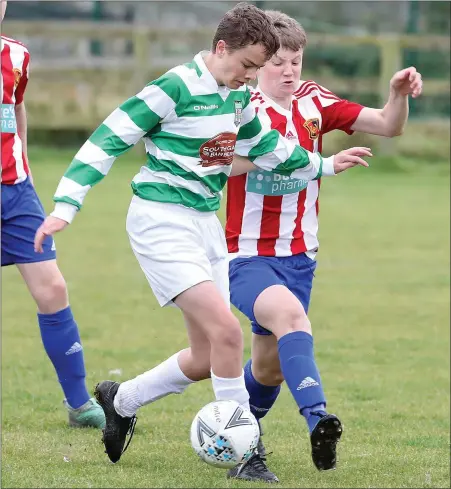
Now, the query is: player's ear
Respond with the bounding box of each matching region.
[216,40,227,58]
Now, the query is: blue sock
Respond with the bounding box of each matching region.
[38,306,90,409]
[278,331,327,433]
[244,359,281,420]
[302,404,327,433]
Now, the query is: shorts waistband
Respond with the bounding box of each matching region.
[130,195,216,219]
[229,250,317,261]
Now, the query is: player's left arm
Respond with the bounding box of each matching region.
[350,67,423,137]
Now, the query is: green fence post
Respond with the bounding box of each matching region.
[404,0,420,117]
[133,28,151,93]
[378,36,402,155]
[90,1,103,56]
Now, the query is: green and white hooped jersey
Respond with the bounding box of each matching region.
[51,52,334,223]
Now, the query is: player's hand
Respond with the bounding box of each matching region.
[333,147,372,174]
[390,67,423,99]
[34,216,68,253]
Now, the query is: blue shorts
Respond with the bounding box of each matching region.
[1,178,56,267]
[229,254,316,335]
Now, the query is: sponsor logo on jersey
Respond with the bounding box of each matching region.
[199,132,237,167]
[0,104,17,133]
[303,118,320,140]
[246,170,308,196]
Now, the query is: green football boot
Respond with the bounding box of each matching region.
[63,397,106,429]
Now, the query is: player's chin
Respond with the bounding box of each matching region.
[230,80,245,89]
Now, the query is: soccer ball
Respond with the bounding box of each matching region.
[190,400,260,469]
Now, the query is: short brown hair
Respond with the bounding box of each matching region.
[212,2,280,58]
[265,10,307,51]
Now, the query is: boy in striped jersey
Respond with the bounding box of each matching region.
[226,11,423,482]
[34,3,370,464]
[1,0,105,429]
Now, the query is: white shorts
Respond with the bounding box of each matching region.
[126,196,230,308]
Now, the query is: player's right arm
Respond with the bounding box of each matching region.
[235,89,370,180]
[34,74,180,252]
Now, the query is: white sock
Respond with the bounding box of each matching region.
[114,351,196,418]
[211,369,250,411]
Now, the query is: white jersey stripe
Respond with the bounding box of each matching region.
[296,95,324,127]
[275,193,300,256]
[237,184,263,256]
[12,134,26,184]
[301,182,320,253]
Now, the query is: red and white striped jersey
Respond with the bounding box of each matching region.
[226,81,364,258]
[1,36,30,185]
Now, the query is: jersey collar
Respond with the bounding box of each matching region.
[193,51,230,96]
[255,84,301,117]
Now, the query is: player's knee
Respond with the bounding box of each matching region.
[35,275,68,312]
[47,275,68,302]
[213,316,243,352]
[274,307,312,336]
[293,312,312,334]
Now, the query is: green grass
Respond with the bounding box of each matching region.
[2,146,450,488]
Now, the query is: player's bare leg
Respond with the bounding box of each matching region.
[177,312,212,381]
[177,282,247,384]
[96,281,249,463]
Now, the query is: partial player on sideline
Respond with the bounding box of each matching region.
[1,0,105,429]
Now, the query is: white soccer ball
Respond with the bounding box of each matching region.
[190,400,260,469]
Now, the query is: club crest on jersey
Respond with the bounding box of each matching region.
[234,100,243,126]
[199,132,237,167]
[13,68,22,89]
[303,118,320,140]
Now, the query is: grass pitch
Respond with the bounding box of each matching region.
[2,147,450,488]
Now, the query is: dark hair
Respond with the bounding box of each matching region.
[212,2,280,58]
[265,10,307,51]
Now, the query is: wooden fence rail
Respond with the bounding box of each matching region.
[2,21,450,135]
